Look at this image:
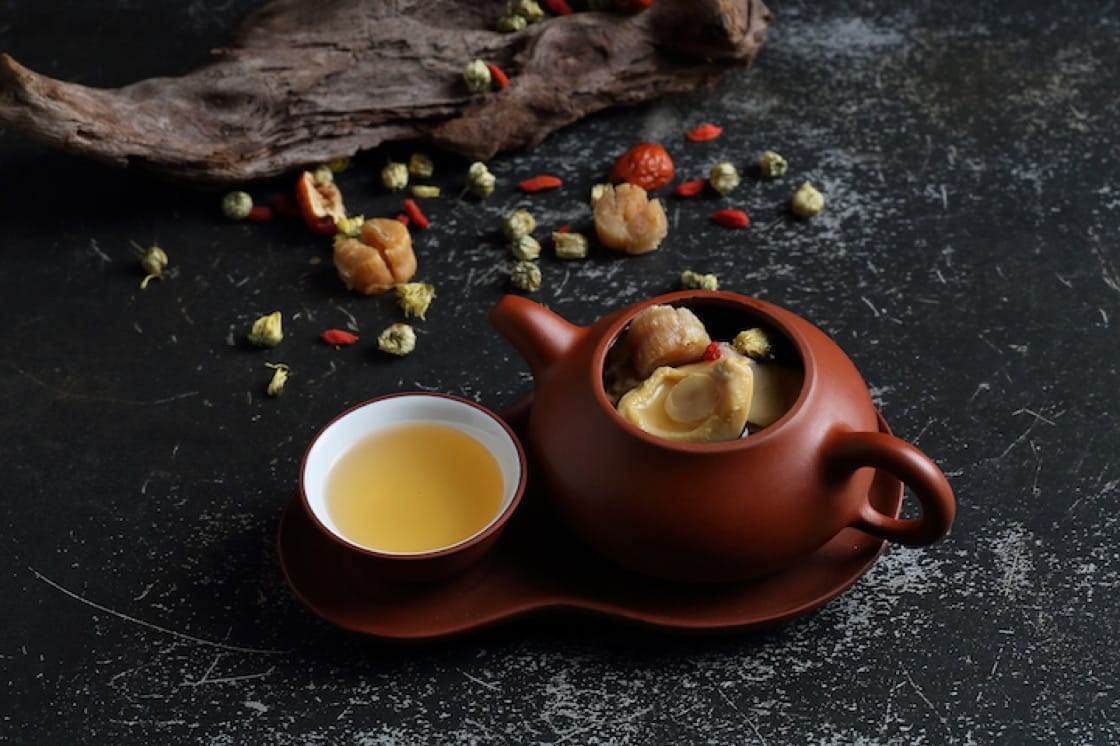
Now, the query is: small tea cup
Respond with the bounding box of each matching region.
[299,392,527,582]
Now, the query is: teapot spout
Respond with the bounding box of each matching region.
[488,295,581,380]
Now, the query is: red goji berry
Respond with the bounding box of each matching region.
[321,329,359,346]
[710,209,750,228]
[555,225,571,233]
[702,341,722,361]
[402,198,430,229]
[486,63,509,90]
[247,205,274,221]
[674,178,707,197]
[542,0,573,14]
[395,212,410,226]
[608,143,674,191]
[518,175,563,193]
[685,123,722,142]
[614,0,653,13]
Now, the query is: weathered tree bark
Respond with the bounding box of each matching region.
[0,0,771,185]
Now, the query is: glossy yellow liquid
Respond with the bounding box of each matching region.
[326,423,504,553]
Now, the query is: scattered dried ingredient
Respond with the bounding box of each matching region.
[509,0,545,23]
[378,323,417,356]
[222,191,253,220]
[542,0,573,14]
[512,235,542,261]
[496,14,528,32]
[395,213,410,226]
[397,282,436,319]
[265,363,289,397]
[247,205,274,221]
[553,231,589,260]
[466,161,496,198]
[626,305,711,378]
[402,198,430,229]
[321,329,359,346]
[410,185,441,198]
[519,175,563,193]
[589,183,610,207]
[463,59,492,94]
[132,241,169,290]
[791,181,825,218]
[502,208,537,240]
[334,218,417,295]
[511,261,543,292]
[686,123,722,142]
[311,164,334,185]
[732,328,772,359]
[614,0,654,12]
[408,153,434,179]
[608,142,675,191]
[334,214,365,237]
[487,63,510,90]
[296,170,346,234]
[702,340,722,361]
[555,224,571,233]
[680,269,719,291]
[709,162,741,195]
[325,158,352,173]
[381,162,409,191]
[593,182,668,255]
[710,208,750,228]
[248,311,284,348]
[758,150,788,178]
[674,179,707,198]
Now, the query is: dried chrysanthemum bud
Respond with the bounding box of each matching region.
[325,157,352,173]
[732,328,772,359]
[709,162,741,195]
[381,162,409,191]
[510,261,542,293]
[463,59,492,94]
[681,269,719,291]
[589,183,610,207]
[221,191,253,220]
[410,185,441,198]
[396,282,436,320]
[496,13,528,32]
[311,164,334,185]
[511,235,542,261]
[791,181,825,218]
[758,151,789,178]
[265,363,289,397]
[466,162,496,198]
[408,153,435,179]
[378,323,417,356]
[501,208,537,240]
[553,232,589,260]
[334,214,365,237]
[248,311,283,348]
[132,241,169,289]
[507,0,544,23]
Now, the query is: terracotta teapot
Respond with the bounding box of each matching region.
[489,290,956,584]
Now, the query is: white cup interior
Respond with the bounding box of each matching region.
[301,394,524,555]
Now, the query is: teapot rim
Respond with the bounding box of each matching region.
[588,290,817,453]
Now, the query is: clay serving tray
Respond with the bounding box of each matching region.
[277,403,903,640]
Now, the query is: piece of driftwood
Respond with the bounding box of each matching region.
[0,0,771,185]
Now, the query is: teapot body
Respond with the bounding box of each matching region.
[490,291,955,584]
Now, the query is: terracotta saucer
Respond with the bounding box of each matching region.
[277,402,903,640]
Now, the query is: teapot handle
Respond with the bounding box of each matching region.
[825,430,956,546]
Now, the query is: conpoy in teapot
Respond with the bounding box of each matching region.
[489,290,955,584]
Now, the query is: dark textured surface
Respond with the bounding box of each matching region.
[2,1,1118,743]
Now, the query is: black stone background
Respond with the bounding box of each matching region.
[2,1,1117,743]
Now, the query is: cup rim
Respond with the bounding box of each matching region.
[298,392,527,561]
[590,290,815,453]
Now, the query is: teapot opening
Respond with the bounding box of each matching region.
[599,294,807,448]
